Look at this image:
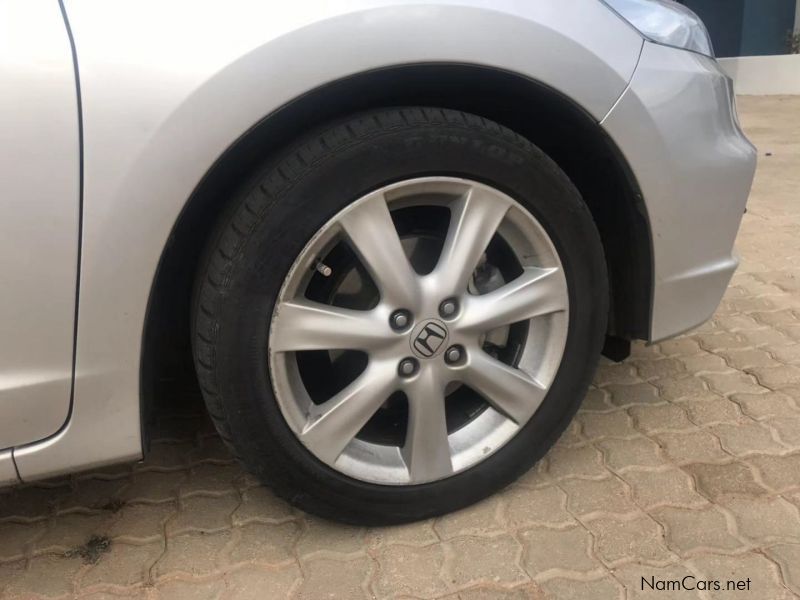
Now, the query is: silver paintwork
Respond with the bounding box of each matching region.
[0,1,755,483]
[601,42,757,341]
[11,0,642,481]
[0,1,79,451]
[269,178,569,485]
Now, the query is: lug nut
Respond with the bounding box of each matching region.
[390,310,411,331]
[445,345,464,365]
[398,358,419,377]
[439,299,458,318]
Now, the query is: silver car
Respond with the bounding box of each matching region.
[1,0,755,523]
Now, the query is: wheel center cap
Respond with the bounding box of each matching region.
[410,319,449,359]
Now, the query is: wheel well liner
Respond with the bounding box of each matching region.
[140,63,653,438]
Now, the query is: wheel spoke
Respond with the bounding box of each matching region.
[271,300,387,352]
[402,368,452,482]
[338,194,419,308]
[460,266,567,333]
[460,350,547,424]
[431,187,510,296]
[300,364,397,464]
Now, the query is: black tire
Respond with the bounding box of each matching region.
[192,107,608,524]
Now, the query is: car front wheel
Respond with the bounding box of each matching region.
[193,107,608,524]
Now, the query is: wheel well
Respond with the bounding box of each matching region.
[141,64,653,436]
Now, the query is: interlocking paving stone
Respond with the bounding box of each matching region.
[120,470,185,504]
[748,453,800,491]
[445,534,528,588]
[1,96,800,600]
[586,514,675,566]
[732,391,800,420]
[686,461,771,501]
[688,552,795,600]
[651,375,709,401]
[709,421,788,456]
[631,358,685,380]
[0,521,45,562]
[222,564,301,600]
[604,382,660,408]
[453,584,548,599]
[559,476,637,519]
[652,430,730,465]
[721,348,782,370]
[539,576,624,600]
[545,444,607,479]
[678,352,730,374]
[652,505,744,556]
[108,502,175,543]
[228,521,299,565]
[294,556,373,600]
[154,577,227,600]
[78,540,163,589]
[231,485,295,525]
[680,395,743,425]
[630,403,694,433]
[372,542,448,598]
[720,496,800,543]
[168,493,240,535]
[434,498,504,540]
[178,464,243,497]
[578,410,635,440]
[365,519,439,548]
[596,437,667,470]
[621,469,707,510]
[4,554,84,598]
[766,544,800,596]
[153,530,232,578]
[502,485,572,529]
[295,517,366,559]
[611,562,704,599]
[56,478,130,515]
[518,525,601,576]
[768,414,800,446]
[33,512,115,556]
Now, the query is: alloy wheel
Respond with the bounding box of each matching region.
[269,177,569,485]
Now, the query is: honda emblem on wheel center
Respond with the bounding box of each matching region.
[410,319,449,359]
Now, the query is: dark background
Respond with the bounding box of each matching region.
[679,0,797,57]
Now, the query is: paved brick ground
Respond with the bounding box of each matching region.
[1,96,800,600]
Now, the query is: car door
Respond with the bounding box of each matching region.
[0,1,80,450]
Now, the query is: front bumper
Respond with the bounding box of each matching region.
[602,42,757,342]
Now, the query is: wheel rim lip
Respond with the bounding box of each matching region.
[269,176,569,485]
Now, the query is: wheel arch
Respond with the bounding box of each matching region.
[141,63,654,443]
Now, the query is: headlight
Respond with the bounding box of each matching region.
[602,0,714,57]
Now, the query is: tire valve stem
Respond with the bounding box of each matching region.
[315,261,332,277]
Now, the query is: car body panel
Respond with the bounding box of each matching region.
[8,3,756,483]
[0,0,79,453]
[601,42,757,341]
[12,0,643,480]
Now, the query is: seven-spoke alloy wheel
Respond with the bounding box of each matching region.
[270,178,569,485]
[193,107,608,523]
